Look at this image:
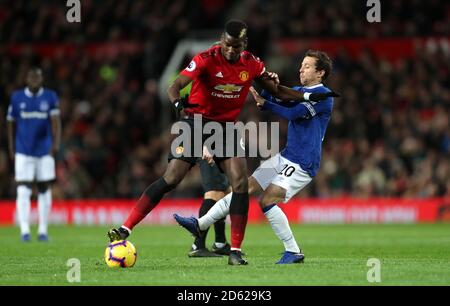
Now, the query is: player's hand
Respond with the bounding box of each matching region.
[249,86,266,107]
[307,91,340,102]
[172,96,199,121]
[265,71,280,86]
[172,98,184,121]
[202,145,215,165]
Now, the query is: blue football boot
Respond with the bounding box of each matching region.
[21,233,31,242]
[276,251,305,264]
[38,233,49,242]
[173,214,202,239]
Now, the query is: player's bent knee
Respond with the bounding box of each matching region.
[230,176,248,193]
[259,193,285,207]
[162,174,181,186]
[259,197,271,208]
[260,184,287,205]
[258,201,268,209]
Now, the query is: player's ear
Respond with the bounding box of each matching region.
[317,69,325,80]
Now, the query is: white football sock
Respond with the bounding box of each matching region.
[17,185,32,235]
[38,189,52,235]
[198,192,232,230]
[264,205,300,253]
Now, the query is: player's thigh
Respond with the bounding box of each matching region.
[163,158,193,185]
[271,162,312,203]
[250,154,279,192]
[259,184,288,207]
[198,159,229,195]
[15,153,36,183]
[219,157,248,193]
[36,155,55,182]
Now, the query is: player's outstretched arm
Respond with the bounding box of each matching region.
[255,75,305,101]
[256,73,339,102]
[250,87,332,121]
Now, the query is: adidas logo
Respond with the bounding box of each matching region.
[215,72,223,78]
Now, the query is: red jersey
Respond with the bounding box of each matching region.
[180,45,265,122]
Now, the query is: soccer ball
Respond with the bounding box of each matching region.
[104,240,137,268]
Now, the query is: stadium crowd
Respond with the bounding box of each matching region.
[0,0,448,199]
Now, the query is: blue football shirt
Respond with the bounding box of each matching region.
[261,84,333,177]
[6,87,60,157]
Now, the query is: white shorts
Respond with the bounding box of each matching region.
[15,153,56,182]
[251,153,312,203]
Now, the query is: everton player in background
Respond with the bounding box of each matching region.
[108,20,337,265]
[7,67,61,242]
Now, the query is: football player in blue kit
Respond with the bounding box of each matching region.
[7,67,61,242]
[174,50,336,264]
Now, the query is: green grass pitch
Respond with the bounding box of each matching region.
[1,224,449,285]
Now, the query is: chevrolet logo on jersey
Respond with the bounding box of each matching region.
[214,84,243,94]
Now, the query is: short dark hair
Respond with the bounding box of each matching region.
[305,50,332,81]
[225,20,248,39]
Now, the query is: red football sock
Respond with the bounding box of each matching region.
[229,192,249,250]
[123,178,174,230]
[123,193,157,230]
[230,214,248,249]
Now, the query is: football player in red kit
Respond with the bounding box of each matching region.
[108,20,338,265]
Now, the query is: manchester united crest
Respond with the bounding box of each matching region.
[239,71,249,82]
